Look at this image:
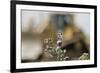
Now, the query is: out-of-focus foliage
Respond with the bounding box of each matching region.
[78,53,89,60]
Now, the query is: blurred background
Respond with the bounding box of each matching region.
[21,10,90,62]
